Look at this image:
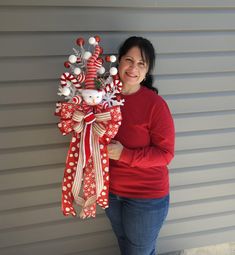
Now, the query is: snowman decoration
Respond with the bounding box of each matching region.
[55,36,124,218]
[58,36,124,110]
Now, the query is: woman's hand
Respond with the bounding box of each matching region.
[107,140,124,160]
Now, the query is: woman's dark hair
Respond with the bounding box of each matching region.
[118,36,158,94]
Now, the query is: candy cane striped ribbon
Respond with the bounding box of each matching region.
[60,72,79,87]
[85,46,102,89]
[104,79,122,93]
[75,72,86,89]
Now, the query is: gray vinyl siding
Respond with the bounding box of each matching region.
[0,1,235,254]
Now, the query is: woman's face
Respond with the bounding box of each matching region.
[118,46,149,87]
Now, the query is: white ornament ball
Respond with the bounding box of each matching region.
[110,55,117,63]
[88,37,96,45]
[110,67,118,76]
[98,66,105,74]
[83,51,92,60]
[74,67,81,75]
[68,55,77,64]
[61,87,71,96]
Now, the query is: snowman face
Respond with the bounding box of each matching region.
[81,89,104,105]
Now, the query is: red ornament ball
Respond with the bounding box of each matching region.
[105,56,111,62]
[95,35,101,42]
[76,37,85,46]
[64,61,71,68]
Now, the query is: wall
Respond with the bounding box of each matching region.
[0,1,235,254]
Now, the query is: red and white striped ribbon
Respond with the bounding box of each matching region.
[75,72,86,88]
[85,46,103,89]
[60,72,79,87]
[104,79,122,93]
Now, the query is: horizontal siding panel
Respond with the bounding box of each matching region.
[174,111,235,132]
[161,212,235,237]
[176,129,235,150]
[1,74,235,105]
[1,144,234,172]
[0,80,58,105]
[0,146,67,171]
[0,204,63,230]
[0,215,110,249]
[76,245,119,255]
[166,93,235,114]
[1,8,235,32]
[171,146,235,169]
[1,196,235,231]
[0,230,117,255]
[3,156,234,192]
[2,32,235,57]
[157,73,235,95]
[0,135,234,173]
[1,0,235,8]
[158,228,235,254]
[1,109,235,134]
[157,53,235,76]
[1,180,235,212]
[0,104,56,128]
[0,125,68,149]
[0,186,59,211]
[168,196,235,221]
[0,104,235,130]
[170,163,235,186]
[1,125,235,150]
[0,165,62,191]
[0,57,62,82]
[171,181,235,203]
[1,54,235,82]
[0,204,104,230]
[2,195,235,231]
[1,106,234,130]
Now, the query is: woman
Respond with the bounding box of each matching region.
[106,36,175,255]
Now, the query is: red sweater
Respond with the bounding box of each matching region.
[109,86,175,198]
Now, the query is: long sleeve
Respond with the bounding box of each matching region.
[118,99,175,169]
[109,86,174,198]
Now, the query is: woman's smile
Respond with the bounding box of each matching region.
[118,46,148,94]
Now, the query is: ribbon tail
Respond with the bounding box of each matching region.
[83,123,93,168]
[72,138,84,205]
[92,134,104,199]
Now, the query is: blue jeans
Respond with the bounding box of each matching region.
[105,193,169,255]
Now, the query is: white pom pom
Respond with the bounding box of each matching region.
[74,67,81,75]
[61,87,71,96]
[88,37,96,45]
[109,67,118,76]
[68,55,77,64]
[110,55,117,63]
[83,51,92,60]
[98,66,105,74]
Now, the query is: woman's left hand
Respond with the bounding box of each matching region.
[107,140,124,160]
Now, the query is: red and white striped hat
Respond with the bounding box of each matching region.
[84,45,103,90]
